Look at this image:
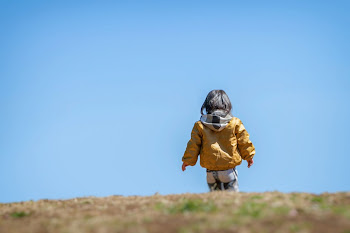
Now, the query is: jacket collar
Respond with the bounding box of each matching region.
[200,110,233,131]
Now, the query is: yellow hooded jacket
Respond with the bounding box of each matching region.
[182,116,255,170]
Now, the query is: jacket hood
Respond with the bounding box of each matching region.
[200,110,233,132]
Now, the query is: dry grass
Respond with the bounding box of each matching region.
[1,192,350,233]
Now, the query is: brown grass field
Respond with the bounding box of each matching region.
[1,192,350,233]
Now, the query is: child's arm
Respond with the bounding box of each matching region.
[182,122,202,171]
[235,119,255,167]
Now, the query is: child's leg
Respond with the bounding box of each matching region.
[208,182,222,191]
[206,170,223,191]
[223,179,239,191]
[218,168,239,192]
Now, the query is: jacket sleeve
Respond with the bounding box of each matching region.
[182,122,202,166]
[235,119,255,161]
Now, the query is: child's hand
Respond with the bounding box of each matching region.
[182,162,189,171]
[247,159,254,168]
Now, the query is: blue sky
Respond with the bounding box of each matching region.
[1,0,349,203]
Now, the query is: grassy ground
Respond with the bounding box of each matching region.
[1,192,350,233]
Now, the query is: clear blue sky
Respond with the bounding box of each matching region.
[1,0,349,203]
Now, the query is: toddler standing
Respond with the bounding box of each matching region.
[182,90,255,191]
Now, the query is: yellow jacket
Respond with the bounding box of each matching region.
[182,117,255,170]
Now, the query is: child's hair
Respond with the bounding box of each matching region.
[201,90,232,115]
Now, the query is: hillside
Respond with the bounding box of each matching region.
[1,192,350,233]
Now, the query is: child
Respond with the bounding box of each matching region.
[182,90,255,192]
